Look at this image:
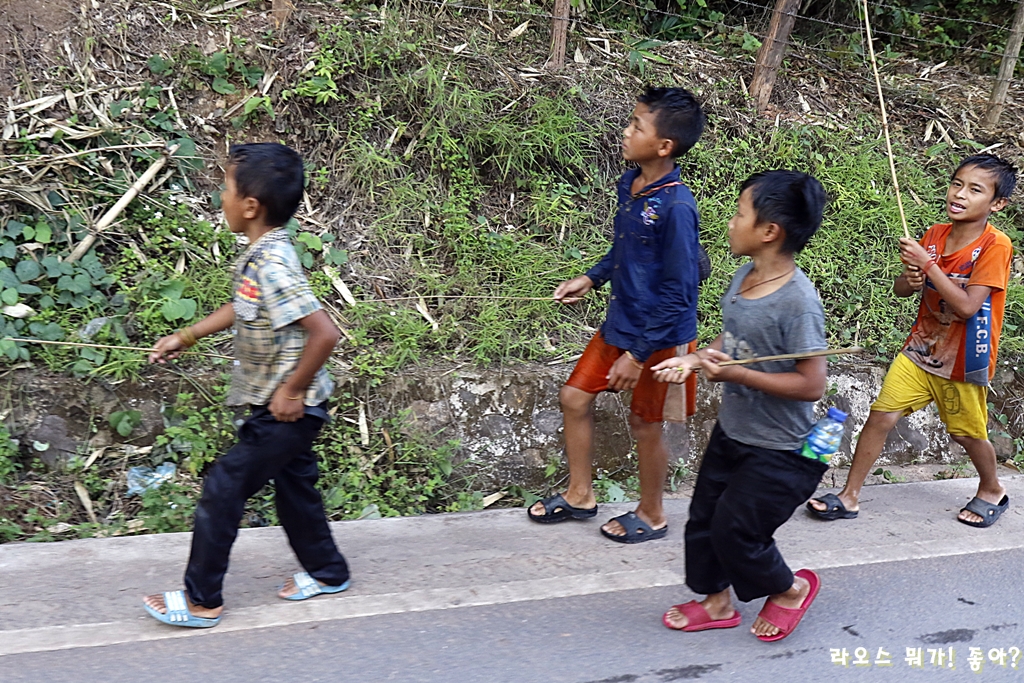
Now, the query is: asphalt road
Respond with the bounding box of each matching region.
[7,548,1024,683]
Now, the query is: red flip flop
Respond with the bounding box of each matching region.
[755,569,821,642]
[663,600,742,632]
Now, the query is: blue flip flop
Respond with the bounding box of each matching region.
[281,571,351,601]
[143,590,221,628]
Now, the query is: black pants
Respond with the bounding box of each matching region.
[685,422,826,603]
[184,406,350,608]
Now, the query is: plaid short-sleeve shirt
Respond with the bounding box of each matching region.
[226,228,334,407]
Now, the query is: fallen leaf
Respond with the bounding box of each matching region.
[482,491,506,508]
[415,296,439,332]
[358,402,370,447]
[507,21,529,39]
[323,266,356,306]
[83,447,106,470]
[2,303,35,319]
[452,42,468,54]
[74,481,98,524]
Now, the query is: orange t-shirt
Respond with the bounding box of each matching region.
[902,223,1013,386]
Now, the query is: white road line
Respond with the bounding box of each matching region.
[4,533,1024,657]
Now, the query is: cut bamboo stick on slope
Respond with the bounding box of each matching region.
[65,144,180,263]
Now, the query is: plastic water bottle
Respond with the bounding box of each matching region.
[799,407,848,463]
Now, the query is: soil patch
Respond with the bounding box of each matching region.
[0,0,79,99]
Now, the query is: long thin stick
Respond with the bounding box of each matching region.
[3,337,232,359]
[862,0,910,240]
[367,295,557,303]
[718,346,863,367]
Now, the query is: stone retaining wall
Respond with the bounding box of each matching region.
[385,361,1020,488]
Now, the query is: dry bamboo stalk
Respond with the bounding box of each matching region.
[717,346,863,367]
[3,337,232,359]
[861,0,911,240]
[66,144,180,262]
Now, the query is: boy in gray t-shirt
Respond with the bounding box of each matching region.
[652,170,829,643]
[716,262,826,451]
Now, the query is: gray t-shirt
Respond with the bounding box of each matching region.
[716,263,827,451]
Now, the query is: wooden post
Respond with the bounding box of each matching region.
[984,0,1024,128]
[749,0,801,111]
[272,0,294,28]
[545,0,570,70]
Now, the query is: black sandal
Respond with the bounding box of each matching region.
[806,493,858,521]
[527,493,598,524]
[958,495,1009,528]
[600,511,668,544]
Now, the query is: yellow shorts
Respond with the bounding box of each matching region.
[871,353,988,439]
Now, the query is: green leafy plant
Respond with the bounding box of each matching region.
[0,423,19,485]
[108,410,143,438]
[185,49,263,96]
[626,38,669,76]
[872,467,906,484]
[155,390,235,477]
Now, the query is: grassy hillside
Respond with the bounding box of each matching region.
[1,0,1023,540]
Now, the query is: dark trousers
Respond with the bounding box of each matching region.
[685,422,826,603]
[184,406,350,608]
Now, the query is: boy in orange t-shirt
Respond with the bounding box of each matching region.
[809,154,1016,527]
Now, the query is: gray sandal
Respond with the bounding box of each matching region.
[958,495,1009,528]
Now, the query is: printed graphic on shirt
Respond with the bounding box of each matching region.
[963,298,993,385]
[234,266,261,322]
[902,223,1012,387]
[722,331,755,361]
[640,197,662,226]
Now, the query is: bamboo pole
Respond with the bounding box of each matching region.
[861,0,910,240]
[368,295,557,303]
[66,144,180,263]
[662,347,863,373]
[717,346,863,367]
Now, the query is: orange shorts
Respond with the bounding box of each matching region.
[565,331,682,423]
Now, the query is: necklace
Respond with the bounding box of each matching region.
[730,268,795,304]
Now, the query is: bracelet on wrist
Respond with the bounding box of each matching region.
[624,351,645,369]
[177,326,197,348]
[286,394,304,401]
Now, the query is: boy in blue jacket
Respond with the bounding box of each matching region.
[528,87,705,543]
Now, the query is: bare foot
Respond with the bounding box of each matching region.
[751,576,809,638]
[143,592,222,620]
[664,593,735,630]
[808,491,858,514]
[958,486,1008,525]
[528,491,597,519]
[601,509,666,538]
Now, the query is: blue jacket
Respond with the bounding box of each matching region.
[585,167,700,362]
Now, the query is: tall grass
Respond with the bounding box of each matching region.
[293,8,1024,366]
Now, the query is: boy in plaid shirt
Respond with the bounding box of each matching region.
[143,143,349,628]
